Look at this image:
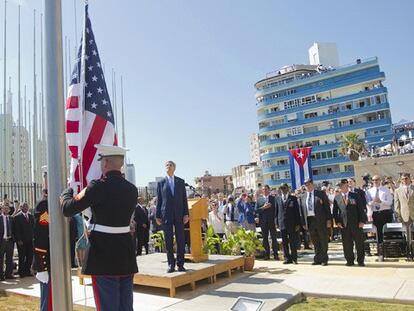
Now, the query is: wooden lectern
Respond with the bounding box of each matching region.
[185,198,209,262]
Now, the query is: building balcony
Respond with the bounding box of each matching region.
[260,118,392,147]
[257,70,385,109]
[261,142,342,161]
[257,87,387,121]
[264,171,355,187]
[255,57,379,98]
[259,102,390,134]
[262,156,349,174]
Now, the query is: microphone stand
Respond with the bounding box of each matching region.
[185,183,202,197]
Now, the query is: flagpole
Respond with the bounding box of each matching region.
[44,0,72,310]
[120,75,126,147]
[17,4,21,182]
[2,0,7,182]
[33,9,38,182]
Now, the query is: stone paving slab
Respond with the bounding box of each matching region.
[161,273,301,311]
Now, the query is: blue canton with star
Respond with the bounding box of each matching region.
[70,5,114,125]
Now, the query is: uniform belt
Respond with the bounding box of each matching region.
[92,224,130,234]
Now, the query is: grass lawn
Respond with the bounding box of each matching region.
[0,291,93,311]
[288,297,414,311]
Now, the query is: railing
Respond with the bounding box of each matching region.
[258,57,378,91]
[0,182,43,210]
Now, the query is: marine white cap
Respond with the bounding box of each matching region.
[94,144,128,161]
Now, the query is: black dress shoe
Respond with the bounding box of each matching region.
[321,262,328,266]
[274,256,280,261]
[177,266,186,272]
[263,256,270,261]
[5,275,16,279]
[346,262,354,266]
[0,276,5,281]
[283,260,292,264]
[167,267,175,273]
[358,262,365,267]
[311,262,321,265]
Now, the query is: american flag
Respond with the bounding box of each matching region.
[66,5,117,192]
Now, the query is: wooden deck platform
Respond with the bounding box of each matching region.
[78,253,245,297]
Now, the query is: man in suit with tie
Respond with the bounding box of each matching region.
[0,202,15,280]
[300,178,332,266]
[394,173,414,260]
[13,202,34,277]
[156,161,189,273]
[255,185,279,260]
[275,183,301,264]
[135,197,150,256]
[333,179,366,266]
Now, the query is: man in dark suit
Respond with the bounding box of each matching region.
[300,178,332,266]
[333,179,366,266]
[275,184,301,264]
[347,178,368,221]
[156,160,189,273]
[255,185,279,260]
[61,145,138,310]
[135,197,150,256]
[0,202,15,280]
[13,202,34,277]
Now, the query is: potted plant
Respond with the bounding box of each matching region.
[237,227,264,271]
[221,228,263,271]
[151,230,166,253]
[203,225,222,255]
[220,231,241,256]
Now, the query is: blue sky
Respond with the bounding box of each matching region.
[1,0,413,185]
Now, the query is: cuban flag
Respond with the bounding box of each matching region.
[288,147,313,190]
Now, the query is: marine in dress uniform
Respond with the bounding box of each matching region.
[32,189,52,311]
[61,145,138,311]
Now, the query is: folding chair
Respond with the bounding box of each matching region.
[363,223,378,254]
[383,223,407,259]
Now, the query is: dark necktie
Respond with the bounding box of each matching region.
[230,205,234,221]
[6,216,11,238]
[308,192,313,211]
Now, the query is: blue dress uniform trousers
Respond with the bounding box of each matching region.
[40,278,52,311]
[92,275,133,311]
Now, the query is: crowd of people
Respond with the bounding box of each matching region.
[129,173,413,267]
[1,173,413,283]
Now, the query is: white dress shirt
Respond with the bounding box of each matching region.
[366,186,393,212]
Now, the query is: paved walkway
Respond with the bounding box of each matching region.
[1,243,413,310]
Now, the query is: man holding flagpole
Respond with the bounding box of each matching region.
[62,4,138,310]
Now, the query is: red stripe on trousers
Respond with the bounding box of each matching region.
[66,96,79,109]
[82,116,107,187]
[66,120,79,133]
[92,276,101,311]
[48,279,53,311]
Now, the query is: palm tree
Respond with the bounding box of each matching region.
[340,133,366,161]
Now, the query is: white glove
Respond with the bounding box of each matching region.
[36,271,49,284]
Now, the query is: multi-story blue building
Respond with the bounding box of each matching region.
[255,52,393,187]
